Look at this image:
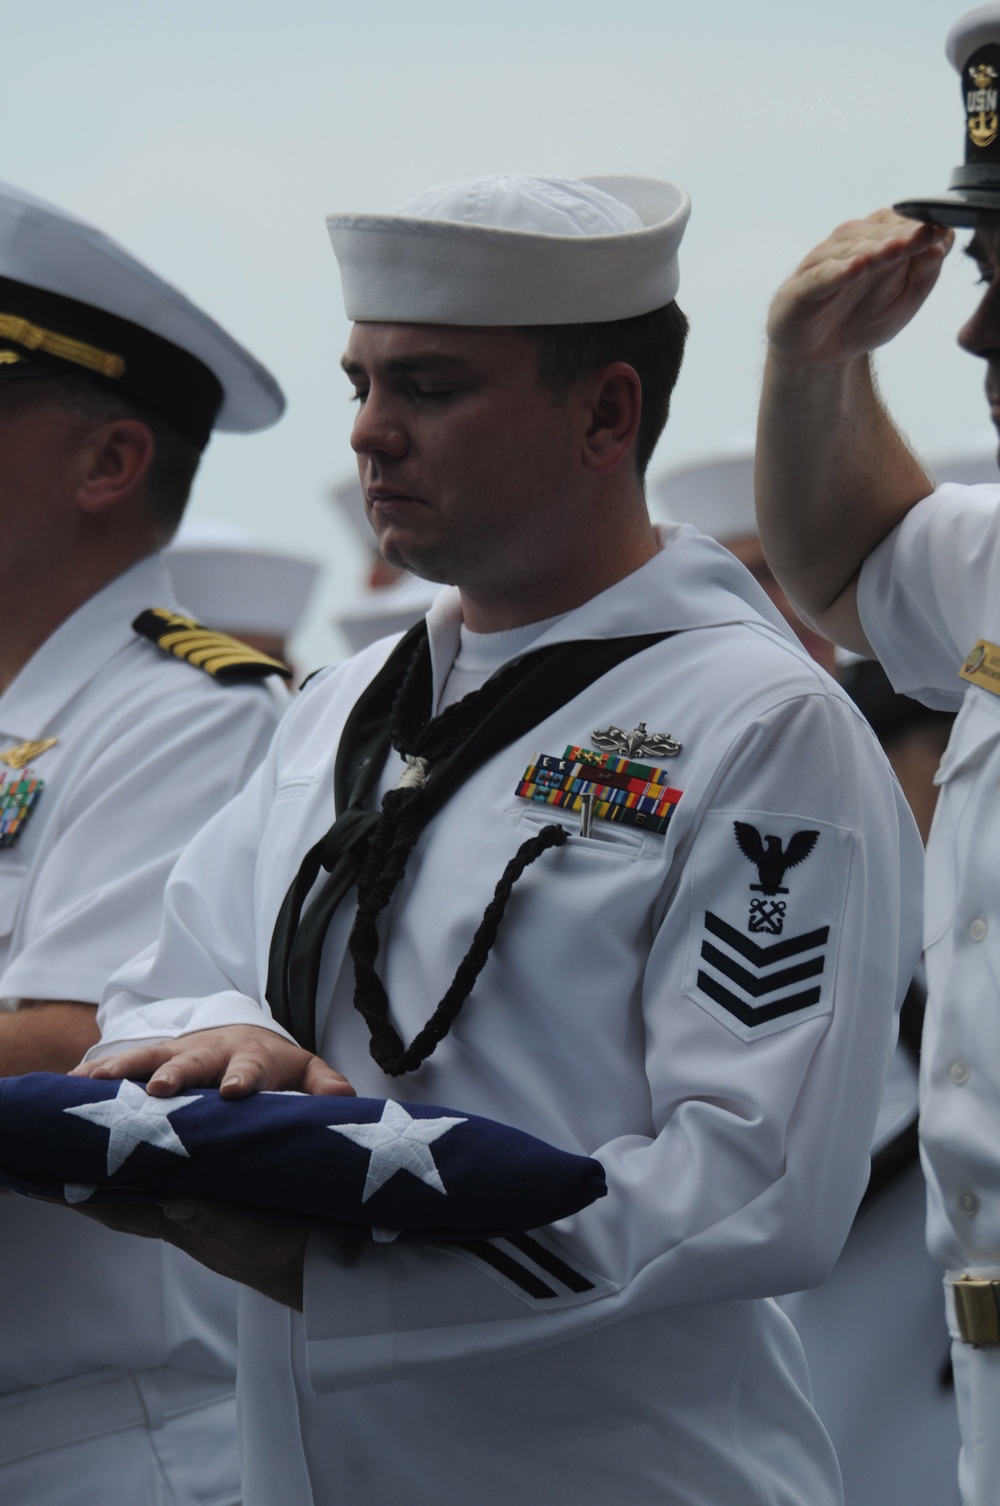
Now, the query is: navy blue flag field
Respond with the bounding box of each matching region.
[0,1074,606,1237]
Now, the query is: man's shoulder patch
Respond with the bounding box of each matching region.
[132,608,292,683]
[682,809,852,1041]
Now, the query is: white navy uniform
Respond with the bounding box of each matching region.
[778,1020,962,1506]
[0,552,282,1505]
[96,527,922,1506]
[855,483,1000,1505]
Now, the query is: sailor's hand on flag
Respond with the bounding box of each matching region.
[70,1024,355,1100]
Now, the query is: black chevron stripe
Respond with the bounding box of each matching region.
[697,969,823,1026]
[457,1239,558,1299]
[504,1232,595,1293]
[700,941,825,997]
[704,910,829,964]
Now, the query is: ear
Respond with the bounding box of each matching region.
[75,419,156,515]
[580,362,642,476]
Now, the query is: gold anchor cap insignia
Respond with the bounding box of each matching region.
[0,738,58,771]
[591,721,682,758]
[968,59,999,148]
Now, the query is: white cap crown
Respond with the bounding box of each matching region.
[327,173,690,326]
[653,453,756,540]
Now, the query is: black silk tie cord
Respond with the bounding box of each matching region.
[266,620,674,1068]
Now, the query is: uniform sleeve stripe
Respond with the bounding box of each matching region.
[696,970,823,1026]
[699,941,825,996]
[457,1239,559,1299]
[704,910,830,965]
[504,1231,596,1293]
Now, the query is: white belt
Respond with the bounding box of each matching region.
[0,1366,233,1467]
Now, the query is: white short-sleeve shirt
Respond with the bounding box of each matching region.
[859,485,1000,1275]
[0,552,282,1395]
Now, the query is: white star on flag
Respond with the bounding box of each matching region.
[64,1080,202,1175]
[328,1100,466,1202]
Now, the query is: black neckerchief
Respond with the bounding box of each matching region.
[266,621,673,1064]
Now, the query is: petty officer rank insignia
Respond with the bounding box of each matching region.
[959,639,1000,695]
[132,609,293,683]
[682,811,852,1042]
[516,745,683,835]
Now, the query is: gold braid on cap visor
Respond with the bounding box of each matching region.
[0,312,125,378]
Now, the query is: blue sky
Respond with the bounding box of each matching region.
[0,0,986,665]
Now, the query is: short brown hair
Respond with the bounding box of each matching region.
[0,374,200,533]
[517,301,689,478]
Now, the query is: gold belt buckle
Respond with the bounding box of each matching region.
[953,1276,1000,1345]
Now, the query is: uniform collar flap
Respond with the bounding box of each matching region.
[423,524,797,695]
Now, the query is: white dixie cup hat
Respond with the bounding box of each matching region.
[326,173,691,325]
[651,452,757,541]
[166,520,320,639]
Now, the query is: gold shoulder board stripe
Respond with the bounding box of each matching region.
[132,608,292,683]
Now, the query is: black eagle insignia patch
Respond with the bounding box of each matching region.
[733,821,819,895]
[683,809,847,1039]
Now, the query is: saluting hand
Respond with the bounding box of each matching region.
[69,1024,355,1100]
[766,209,954,369]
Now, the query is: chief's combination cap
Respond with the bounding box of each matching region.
[0,181,285,448]
[896,5,1000,226]
[327,173,691,325]
[652,451,756,540]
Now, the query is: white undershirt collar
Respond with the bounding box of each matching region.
[437,611,567,712]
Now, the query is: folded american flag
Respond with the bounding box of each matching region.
[0,1074,606,1237]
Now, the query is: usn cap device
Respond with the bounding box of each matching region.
[896,5,1000,226]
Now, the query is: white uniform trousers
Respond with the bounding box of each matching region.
[0,1368,239,1506]
[948,1303,1000,1506]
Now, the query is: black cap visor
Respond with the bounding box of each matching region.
[892,190,1000,227]
[0,277,222,449]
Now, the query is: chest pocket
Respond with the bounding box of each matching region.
[511,802,655,861]
[927,690,1000,946]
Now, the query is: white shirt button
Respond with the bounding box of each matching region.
[950,1059,972,1085]
[970,917,989,942]
[959,1192,981,1216]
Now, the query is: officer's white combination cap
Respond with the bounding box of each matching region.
[653,453,756,540]
[327,174,691,325]
[0,180,284,446]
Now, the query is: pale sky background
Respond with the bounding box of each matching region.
[2,0,991,668]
